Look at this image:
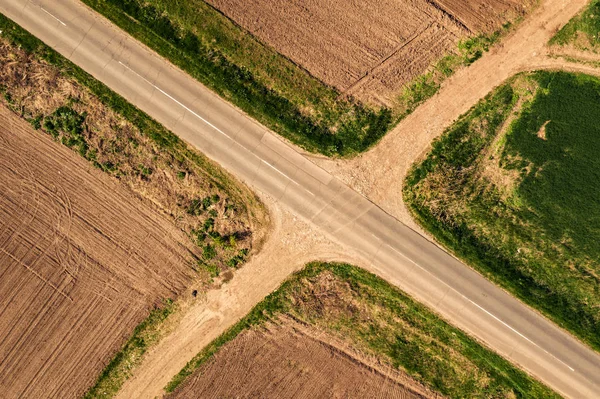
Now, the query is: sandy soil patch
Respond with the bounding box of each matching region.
[206,0,530,105]
[168,317,440,399]
[0,106,198,398]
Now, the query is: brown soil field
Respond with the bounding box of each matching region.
[431,0,527,33]
[168,317,440,399]
[206,0,531,105]
[0,106,199,398]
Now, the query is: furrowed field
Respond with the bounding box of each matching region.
[404,71,600,351]
[166,263,558,399]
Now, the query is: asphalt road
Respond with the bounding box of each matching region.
[2,1,600,397]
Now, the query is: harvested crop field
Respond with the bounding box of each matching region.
[206,0,531,105]
[169,317,437,399]
[0,106,197,398]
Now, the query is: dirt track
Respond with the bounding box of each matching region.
[169,317,439,399]
[115,191,366,398]
[0,106,198,398]
[207,0,530,105]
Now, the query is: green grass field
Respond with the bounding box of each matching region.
[80,0,507,156]
[405,70,600,352]
[167,262,558,398]
[551,0,600,51]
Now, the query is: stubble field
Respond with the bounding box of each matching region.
[0,107,198,398]
[207,0,531,105]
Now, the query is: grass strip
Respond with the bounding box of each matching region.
[79,0,513,156]
[80,0,392,156]
[550,0,600,49]
[166,262,559,398]
[84,301,176,399]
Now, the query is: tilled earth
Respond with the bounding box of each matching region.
[168,317,440,399]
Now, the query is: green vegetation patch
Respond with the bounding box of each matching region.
[84,300,176,399]
[167,262,558,398]
[551,0,600,51]
[80,0,511,156]
[405,70,600,352]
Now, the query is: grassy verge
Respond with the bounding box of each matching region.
[84,301,176,399]
[550,0,600,51]
[166,262,558,398]
[80,0,518,156]
[0,13,265,398]
[404,71,600,352]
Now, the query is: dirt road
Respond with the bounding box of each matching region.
[116,195,359,398]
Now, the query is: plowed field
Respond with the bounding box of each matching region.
[206,0,530,105]
[0,106,197,398]
[169,318,438,399]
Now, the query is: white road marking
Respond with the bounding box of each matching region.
[261,160,307,190]
[118,61,232,140]
[118,61,316,197]
[384,243,576,372]
[40,7,67,26]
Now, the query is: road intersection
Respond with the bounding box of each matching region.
[2,1,600,397]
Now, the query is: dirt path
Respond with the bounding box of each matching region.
[311,0,589,227]
[116,193,368,399]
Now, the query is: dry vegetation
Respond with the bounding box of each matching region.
[0,106,196,398]
[207,0,532,106]
[0,38,265,277]
[0,28,267,398]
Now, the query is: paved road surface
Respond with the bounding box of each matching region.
[2,1,600,397]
